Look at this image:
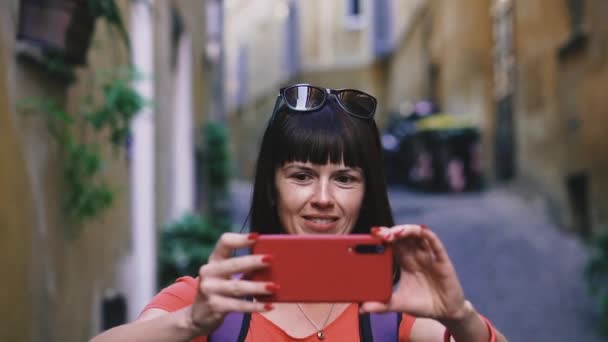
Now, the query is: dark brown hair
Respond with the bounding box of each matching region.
[248,96,394,234]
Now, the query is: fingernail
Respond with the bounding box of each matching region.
[261,255,274,264]
[264,303,274,311]
[248,232,259,240]
[382,233,393,242]
[265,283,280,292]
[371,227,382,234]
[420,225,429,230]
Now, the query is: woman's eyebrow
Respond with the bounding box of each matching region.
[282,164,314,172]
[335,167,363,173]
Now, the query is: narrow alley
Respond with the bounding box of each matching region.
[4,1,608,340]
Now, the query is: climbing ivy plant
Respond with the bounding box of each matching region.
[18,1,144,238]
[19,67,146,237]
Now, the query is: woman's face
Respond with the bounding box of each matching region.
[274,161,365,235]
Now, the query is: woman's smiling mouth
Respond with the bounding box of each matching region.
[302,216,340,232]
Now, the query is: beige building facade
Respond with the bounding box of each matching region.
[0,1,210,341]
[384,0,608,234]
[511,0,608,234]
[225,0,608,235]
[225,0,420,177]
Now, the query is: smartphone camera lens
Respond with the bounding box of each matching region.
[353,244,385,254]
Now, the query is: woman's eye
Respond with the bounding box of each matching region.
[336,175,354,184]
[292,173,311,181]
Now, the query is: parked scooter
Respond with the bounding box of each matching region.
[381,100,440,186]
[381,101,483,192]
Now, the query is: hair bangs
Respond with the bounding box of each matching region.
[272,103,365,169]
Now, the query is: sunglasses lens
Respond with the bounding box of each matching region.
[337,90,376,118]
[283,85,325,110]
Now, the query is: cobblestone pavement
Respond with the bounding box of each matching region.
[388,186,603,342]
[230,181,604,341]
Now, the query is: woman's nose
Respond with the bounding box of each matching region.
[311,182,334,208]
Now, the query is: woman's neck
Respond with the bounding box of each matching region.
[260,302,353,338]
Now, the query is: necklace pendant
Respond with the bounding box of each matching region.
[317,330,326,340]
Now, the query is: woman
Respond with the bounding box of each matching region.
[91,84,507,341]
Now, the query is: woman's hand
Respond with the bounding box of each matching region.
[361,225,469,321]
[187,232,276,335]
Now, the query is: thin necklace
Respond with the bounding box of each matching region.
[296,303,336,340]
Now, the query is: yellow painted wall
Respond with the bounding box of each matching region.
[3,1,132,340]
[385,3,430,115]
[2,1,212,340]
[16,9,131,342]
[0,21,33,341]
[514,0,608,232]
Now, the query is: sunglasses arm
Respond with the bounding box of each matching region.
[266,95,283,128]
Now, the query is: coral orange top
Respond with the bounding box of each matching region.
[142,277,416,342]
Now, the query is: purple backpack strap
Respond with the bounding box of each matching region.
[360,311,401,341]
[370,312,400,341]
[210,310,398,342]
[208,312,251,342]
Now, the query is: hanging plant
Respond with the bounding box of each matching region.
[159,123,234,288]
[19,67,146,238]
[158,213,223,289]
[85,67,146,150]
[16,0,145,237]
[201,121,232,231]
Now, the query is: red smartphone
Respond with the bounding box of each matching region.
[247,234,393,302]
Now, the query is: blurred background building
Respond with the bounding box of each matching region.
[225,0,608,235]
[1,0,607,341]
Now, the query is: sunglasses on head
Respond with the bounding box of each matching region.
[270,84,378,121]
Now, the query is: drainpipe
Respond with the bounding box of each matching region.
[171,34,195,219]
[120,0,156,322]
[206,0,224,122]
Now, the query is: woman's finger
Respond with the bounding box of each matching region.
[420,228,449,262]
[199,254,272,278]
[377,224,424,243]
[372,225,422,242]
[359,301,390,313]
[392,224,424,237]
[371,226,390,238]
[208,232,258,262]
[200,277,279,298]
[206,294,273,314]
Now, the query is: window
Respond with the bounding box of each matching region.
[345,0,365,30]
[235,46,249,108]
[284,0,300,77]
[373,0,392,56]
[347,0,361,16]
